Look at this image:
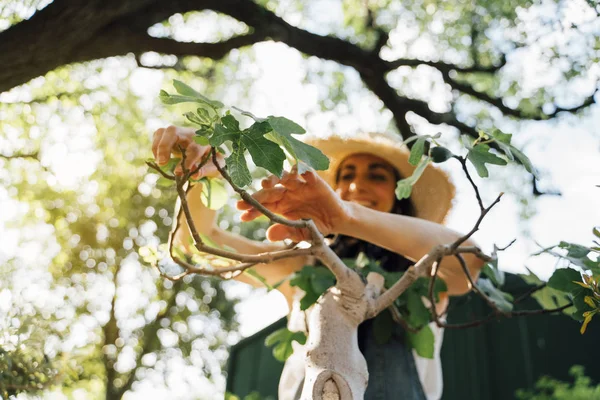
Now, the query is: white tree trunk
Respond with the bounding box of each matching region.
[300,272,386,399]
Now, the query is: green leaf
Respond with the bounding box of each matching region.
[430,146,453,163]
[395,157,430,200]
[267,116,306,135]
[210,115,241,147]
[373,309,394,345]
[199,178,228,210]
[225,145,252,187]
[478,278,514,312]
[241,122,285,177]
[520,269,573,311]
[194,135,209,146]
[184,112,204,126]
[408,137,426,166]
[266,116,329,171]
[172,79,224,108]
[481,258,505,286]
[289,266,335,310]
[404,289,431,327]
[406,325,434,359]
[264,328,306,362]
[467,144,507,178]
[558,241,591,258]
[593,227,600,239]
[488,130,538,178]
[547,268,582,293]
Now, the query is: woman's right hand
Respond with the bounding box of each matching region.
[151,125,222,178]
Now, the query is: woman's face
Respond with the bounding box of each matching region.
[335,153,398,213]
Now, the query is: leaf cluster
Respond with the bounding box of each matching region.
[160,80,329,188]
[396,129,537,200]
[525,228,600,333]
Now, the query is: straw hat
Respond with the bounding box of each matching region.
[306,133,455,224]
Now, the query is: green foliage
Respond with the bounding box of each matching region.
[199,177,228,210]
[515,366,600,400]
[530,230,600,332]
[406,325,435,359]
[408,137,427,166]
[264,327,307,362]
[395,156,430,199]
[289,265,336,311]
[481,258,505,286]
[466,143,508,178]
[160,80,329,187]
[478,278,514,312]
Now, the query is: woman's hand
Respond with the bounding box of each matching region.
[152,125,223,178]
[236,168,352,242]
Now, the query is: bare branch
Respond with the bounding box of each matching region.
[0,152,39,161]
[385,56,506,75]
[442,71,598,120]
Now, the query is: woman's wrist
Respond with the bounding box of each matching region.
[332,200,359,236]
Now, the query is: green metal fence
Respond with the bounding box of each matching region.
[227,274,599,399]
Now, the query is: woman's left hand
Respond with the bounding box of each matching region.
[236,168,350,242]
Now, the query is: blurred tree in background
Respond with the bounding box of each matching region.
[0,0,599,399]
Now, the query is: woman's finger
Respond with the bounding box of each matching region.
[280,170,305,191]
[261,175,280,189]
[182,144,203,170]
[157,126,181,165]
[152,128,165,162]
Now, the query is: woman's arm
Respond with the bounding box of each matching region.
[336,202,484,296]
[152,126,307,307]
[237,169,484,296]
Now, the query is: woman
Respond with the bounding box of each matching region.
[152,126,484,399]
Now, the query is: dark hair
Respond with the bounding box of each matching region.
[330,162,415,273]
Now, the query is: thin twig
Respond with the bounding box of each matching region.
[146,161,176,180]
[211,150,308,230]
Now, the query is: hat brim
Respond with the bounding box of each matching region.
[306,133,455,224]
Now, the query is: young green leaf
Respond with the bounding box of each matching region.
[266,116,329,171]
[406,325,435,359]
[467,144,507,178]
[199,178,228,210]
[289,266,335,310]
[395,157,430,200]
[481,258,505,287]
[241,121,285,177]
[488,130,539,178]
[404,289,431,327]
[478,278,514,312]
[264,327,307,362]
[184,112,205,126]
[408,137,426,166]
[172,79,224,108]
[547,268,582,293]
[225,145,252,187]
[210,115,242,147]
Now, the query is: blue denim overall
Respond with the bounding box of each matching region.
[358,318,427,400]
